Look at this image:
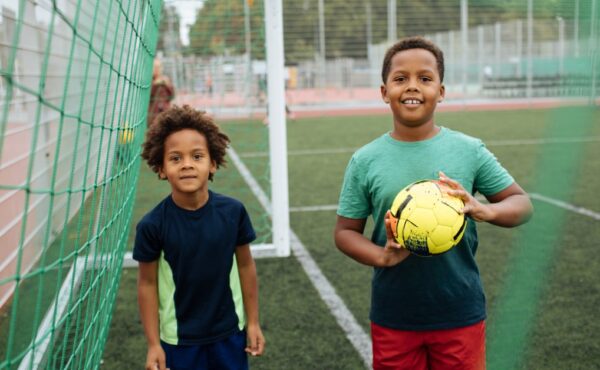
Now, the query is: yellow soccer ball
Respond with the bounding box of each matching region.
[389,180,466,256]
[119,122,134,144]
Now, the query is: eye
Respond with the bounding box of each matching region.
[170,155,180,162]
[193,153,202,160]
[420,76,432,82]
[394,76,406,82]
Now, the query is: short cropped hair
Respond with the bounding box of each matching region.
[141,105,229,181]
[381,36,445,83]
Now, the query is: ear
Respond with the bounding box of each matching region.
[158,167,167,180]
[380,84,390,104]
[210,160,217,175]
[438,84,446,103]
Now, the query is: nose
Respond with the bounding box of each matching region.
[181,156,193,168]
[406,77,419,91]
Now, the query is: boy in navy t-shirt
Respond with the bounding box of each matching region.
[134,105,265,370]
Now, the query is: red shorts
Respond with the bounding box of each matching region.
[371,320,486,370]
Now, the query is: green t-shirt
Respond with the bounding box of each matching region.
[337,126,513,330]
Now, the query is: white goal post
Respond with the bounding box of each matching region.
[253,0,290,258]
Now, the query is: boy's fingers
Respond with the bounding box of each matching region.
[245,336,258,356]
[256,341,264,355]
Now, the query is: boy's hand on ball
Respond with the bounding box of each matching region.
[438,171,494,222]
[382,211,410,266]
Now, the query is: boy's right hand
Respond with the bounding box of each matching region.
[146,344,169,370]
[381,211,410,266]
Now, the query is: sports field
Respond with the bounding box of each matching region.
[103,107,600,370]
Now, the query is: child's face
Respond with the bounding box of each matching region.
[159,129,216,197]
[380,48,445,129]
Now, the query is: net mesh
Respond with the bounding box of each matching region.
[0,0,160,368]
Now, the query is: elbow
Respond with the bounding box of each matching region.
[333,231,342,251]
[522,199,534,224]
[513,196,534,227]
[333,229,348,254]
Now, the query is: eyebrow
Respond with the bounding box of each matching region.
[166,146,207,153]
[390,69,437,79]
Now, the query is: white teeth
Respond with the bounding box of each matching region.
[403,99,421,104]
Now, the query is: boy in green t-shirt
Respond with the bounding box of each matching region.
[334,36,533,370]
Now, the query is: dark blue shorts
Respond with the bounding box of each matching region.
[161,330,248,370]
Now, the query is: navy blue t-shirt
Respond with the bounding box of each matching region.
[133,190,256,345]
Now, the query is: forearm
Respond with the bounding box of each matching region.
[138,281,161,346]
[237,254,260,325]
[335,229,390,267]
[486,194,533,227]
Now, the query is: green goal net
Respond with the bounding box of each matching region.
[158,0,290,259]
[0,1,161,368]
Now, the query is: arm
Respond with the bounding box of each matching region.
[439,171,533,227]
[334,212,410,267]
[235,245,265,356]
[137,261,167,370]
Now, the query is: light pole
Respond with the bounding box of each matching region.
[244,0,252,115]
[557,16,564,77]
[527,0,533,100]
[461,0,468,98]
[388,0,396,44]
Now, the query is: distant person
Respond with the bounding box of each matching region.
[147,59,175,126]
[135,105,265,370]
[259,75,295,125]
[205,73,213,96]
[334,36,533,369]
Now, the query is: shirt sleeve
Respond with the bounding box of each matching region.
[474,140,514,196]
[236,204,256,246]
[133,219,162,262]
[337,155,371,219]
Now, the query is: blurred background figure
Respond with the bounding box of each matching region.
[147,59,175,126]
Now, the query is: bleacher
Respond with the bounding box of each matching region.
[481,74,595,98]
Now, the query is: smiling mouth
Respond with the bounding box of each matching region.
[402,99,423,104]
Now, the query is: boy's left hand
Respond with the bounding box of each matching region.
[245,323,265,357]
[438,171,494,222]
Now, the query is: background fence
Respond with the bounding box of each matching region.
[157,0,598,119]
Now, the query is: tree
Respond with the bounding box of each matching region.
[156,4,182,54]
[188,0,568,62]
[188,0,266,58]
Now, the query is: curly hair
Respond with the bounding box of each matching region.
[141,105,230,181]
[381,36,445,83]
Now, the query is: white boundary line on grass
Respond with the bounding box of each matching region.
[238,136,600,158]
[286,194,600,221]
[19,259,87,370]
[290,205,338,212]
[227,147,373,368]
[529,193,600,220]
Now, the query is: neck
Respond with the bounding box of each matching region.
[391,121,439,142]
[171,190,209,211]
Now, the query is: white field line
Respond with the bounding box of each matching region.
[291,194,600,222]
[238,136,600,158]
[228,147,372,368]
[530,193,600,220]
[290,205,338,212]
[19,258,86,370]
